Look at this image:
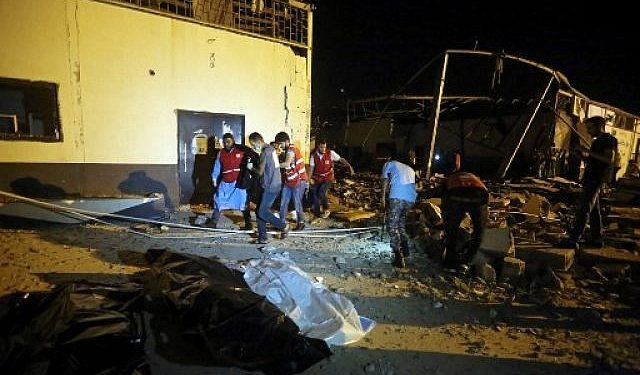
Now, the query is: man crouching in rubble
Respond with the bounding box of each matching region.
[440,151,489,273]
[559,115,618,251]
[382,150,417,268]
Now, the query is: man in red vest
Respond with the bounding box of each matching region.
[440,150,489,271]
[309,139,355,218]
[208,133,251,229]
[275,132,308,230]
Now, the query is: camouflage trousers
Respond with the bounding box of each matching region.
[388,198,414,255]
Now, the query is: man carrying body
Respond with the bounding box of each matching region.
[309,139,355,218]
[248,132,289,243]
[275,132,307,230]
[560,115,618,251]
[209,133,251,229]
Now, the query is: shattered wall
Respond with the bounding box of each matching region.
[0,0,312,202]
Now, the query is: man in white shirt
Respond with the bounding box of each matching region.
[382,151,417,268]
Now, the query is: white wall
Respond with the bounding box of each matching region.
[0,0,311,164]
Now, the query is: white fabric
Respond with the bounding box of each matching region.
[214,181,247,211]
[243,256,374,346]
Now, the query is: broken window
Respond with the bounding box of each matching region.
[0,77,61,141]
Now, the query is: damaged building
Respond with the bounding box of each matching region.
[325,50,640,182]
[0,0,313,207]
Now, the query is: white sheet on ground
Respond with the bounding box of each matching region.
[243,256,375,346]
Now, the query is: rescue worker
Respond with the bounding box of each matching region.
[382,150,417,268]
[209,133,251,229]
[275,131,307,230]
[309,139,355,218]
[559,115,618,251]
[440,150,489,271]
[248,132,289,243]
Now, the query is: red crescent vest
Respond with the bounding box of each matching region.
[283,145,307,187]
[446,172,487,191]
[219,147,244,183]
[312,149,335,183]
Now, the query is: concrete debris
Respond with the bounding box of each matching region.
[479,227,515,258]
[501,257,525,280]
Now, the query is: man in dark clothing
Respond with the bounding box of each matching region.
[560,115,618,251]
[440,151,489,271]
[248,132,290,244]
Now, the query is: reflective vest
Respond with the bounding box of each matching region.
[446,172,487,191]
[312,149,334,183]
[219,147,244,183]
[283,145,307,187]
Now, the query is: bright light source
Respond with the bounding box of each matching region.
[434,154,441,161]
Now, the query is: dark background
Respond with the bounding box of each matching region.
[311,0,639,120]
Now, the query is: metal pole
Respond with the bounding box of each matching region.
[344,98,351,144]
[425,53,449,179]
[499,75,555,179]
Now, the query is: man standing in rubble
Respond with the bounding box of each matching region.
[248,132,290,243]
[440,150,489,272]
[560,115,618,250]
[275,131,308,230]
[309,139,355,218]
[208,133,251,230]
[382,150,417,268]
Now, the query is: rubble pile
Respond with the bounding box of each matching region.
[330,173,383,212]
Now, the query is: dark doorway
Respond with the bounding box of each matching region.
[177,111,245,205]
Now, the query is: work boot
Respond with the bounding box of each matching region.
[556,238,580,252]
[401,239,410,257]
[243,222,254,231]
[585,238,604,248]
[295,222,306,231]
[280,223,291,239]
[392,249,406,268]
[205,219,217,229]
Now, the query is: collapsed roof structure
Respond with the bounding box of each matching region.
[327,50,640,181]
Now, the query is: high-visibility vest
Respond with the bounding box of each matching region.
[219,147,244,183]
[312,149,334,183]
[446,172,487,191]
[283,145,307,187]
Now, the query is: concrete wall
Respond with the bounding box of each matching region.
[0,0,311,202]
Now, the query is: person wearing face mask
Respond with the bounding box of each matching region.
[207,133,251,229]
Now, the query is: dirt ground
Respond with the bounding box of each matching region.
[1,202,640,375]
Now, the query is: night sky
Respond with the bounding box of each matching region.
[311,0,639,118]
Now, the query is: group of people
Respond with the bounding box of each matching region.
[382,149,488,270]
[208,131,353,244]
[207,114,618,270]
[377,115,618,270]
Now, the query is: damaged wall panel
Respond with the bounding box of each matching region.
[0,0,312,204]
